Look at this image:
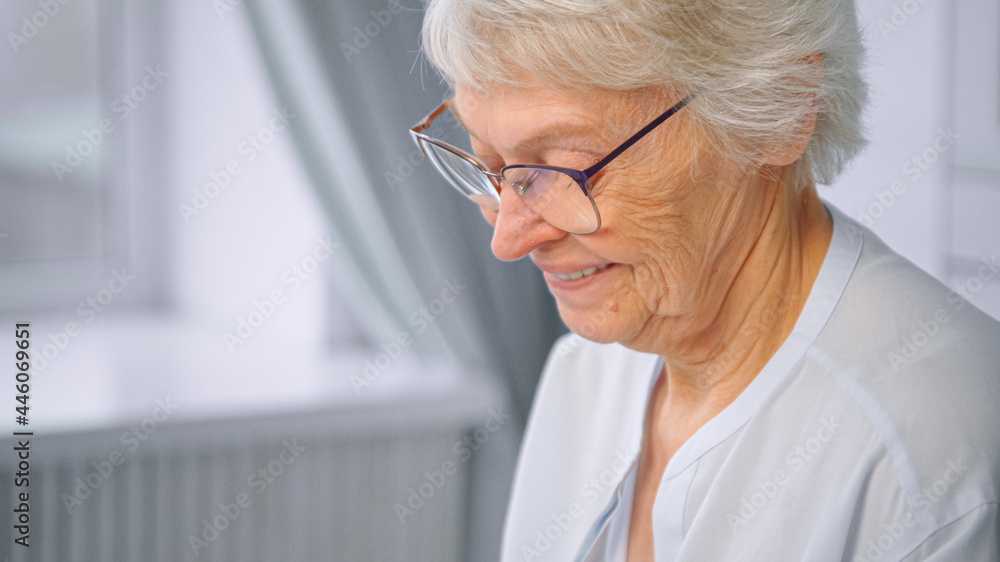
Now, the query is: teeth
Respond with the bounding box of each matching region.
[553,264,608,281]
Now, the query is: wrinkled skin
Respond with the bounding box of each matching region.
[452,76,832,560]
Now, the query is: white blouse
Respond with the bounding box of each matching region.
[500,205,1000,562]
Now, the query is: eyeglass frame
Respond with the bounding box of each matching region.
[409,93,694,234]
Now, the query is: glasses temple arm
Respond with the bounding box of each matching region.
[582,94,694,177]
[412,102,450,133]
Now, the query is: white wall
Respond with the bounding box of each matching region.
[166,2,331,352]
[824,0,1000,320]
[947,0,1000,320]
[824,0,951,275]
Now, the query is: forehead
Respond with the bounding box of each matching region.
[450,82,618,151]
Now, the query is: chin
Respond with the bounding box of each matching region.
[557,304,630,344]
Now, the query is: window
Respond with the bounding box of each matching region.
[0,0,164,312]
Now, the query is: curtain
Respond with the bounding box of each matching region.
[242,1,566,558]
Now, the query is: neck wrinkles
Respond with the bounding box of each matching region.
[655,172,832,413]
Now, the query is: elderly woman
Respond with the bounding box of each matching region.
[408,0,1000,560]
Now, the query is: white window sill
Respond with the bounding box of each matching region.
[7,311,502,438]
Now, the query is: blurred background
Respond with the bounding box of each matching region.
[0,0,997,560]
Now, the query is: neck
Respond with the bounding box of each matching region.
[647,171,832,414]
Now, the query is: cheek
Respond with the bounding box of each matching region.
[553,288,646,344]
[592,177,705,315]
[629,247,694,315]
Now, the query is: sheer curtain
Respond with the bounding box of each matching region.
[242,0,566,557]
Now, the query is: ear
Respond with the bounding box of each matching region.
[763,53,823,167]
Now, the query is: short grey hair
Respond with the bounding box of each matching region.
[421,0,868,188]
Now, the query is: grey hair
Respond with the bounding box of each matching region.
[421,0,868,188]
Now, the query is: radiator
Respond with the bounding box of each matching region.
[1,381,500,562]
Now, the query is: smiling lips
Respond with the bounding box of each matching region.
[549,264,610,281]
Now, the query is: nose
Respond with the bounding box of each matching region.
[491,183,567,261]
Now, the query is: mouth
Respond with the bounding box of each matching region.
[540,262,618,302]
[549,264,610,281]
[541,263,618,295]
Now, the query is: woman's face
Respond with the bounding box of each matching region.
[452,80,778,351]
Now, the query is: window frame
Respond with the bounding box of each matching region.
[0,0,168,314]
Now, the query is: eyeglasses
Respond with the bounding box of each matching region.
[409,94,693,234]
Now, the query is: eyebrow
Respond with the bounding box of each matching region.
[445,96,481,143]
[446,96,601,157]
[510,124,601,156]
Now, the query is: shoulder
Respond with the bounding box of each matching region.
[823,225,1000,431]
[811,222,1000,555]
[836,224,1000,363]
[688,217,1000,560]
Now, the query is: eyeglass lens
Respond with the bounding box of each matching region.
[502,167,599,234]
[419,138,500,211]
[418,139,599,233]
